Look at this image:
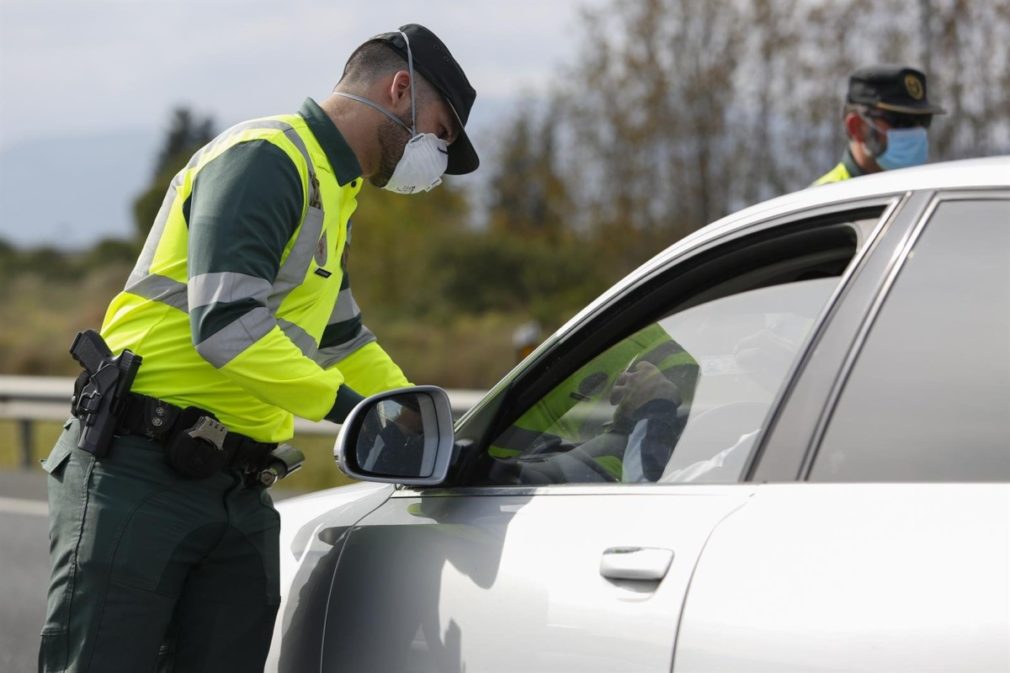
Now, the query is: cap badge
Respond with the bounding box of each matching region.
[905,74,924,100]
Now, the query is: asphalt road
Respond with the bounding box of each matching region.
[0,469,49,673]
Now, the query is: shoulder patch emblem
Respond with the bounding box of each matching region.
[315,231,328,266]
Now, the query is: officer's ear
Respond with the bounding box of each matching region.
[843,112,866,142]
[385,70,412,112]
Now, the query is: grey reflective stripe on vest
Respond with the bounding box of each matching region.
[195,306,275,368]
[277,319,319,359]
[314,326,377,369]
[125,273,188,312]
[268,204,324,313]
[126,178,181,289]
[328,289,361,324]
[125,118,329,366]
[189,272,272,308]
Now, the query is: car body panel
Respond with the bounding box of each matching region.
[672,484,1010,672]
[313,486,754,673]
[747,189,931,480]
[265,156,1010,673]
[266,481,394,673]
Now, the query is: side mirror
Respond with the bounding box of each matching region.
[334,386,455,486]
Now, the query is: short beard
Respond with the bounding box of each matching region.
[370,115,411,188]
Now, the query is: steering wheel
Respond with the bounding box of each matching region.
[561,447,620,482]
[523,433,578,457]
[519,439,619,483]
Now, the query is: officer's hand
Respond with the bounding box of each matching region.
[610,361,681,424]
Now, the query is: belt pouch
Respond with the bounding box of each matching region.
[164,407,230,479]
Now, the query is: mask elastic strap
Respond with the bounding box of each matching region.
[399,30,417,136]
[332,92,411,133]
[857,112,885,157]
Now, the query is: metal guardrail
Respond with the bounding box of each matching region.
[0,375,485,468]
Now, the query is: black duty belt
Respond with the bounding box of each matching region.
[116,392,277,473]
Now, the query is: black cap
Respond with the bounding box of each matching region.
[366,24,479,175]
[846,65,946,116]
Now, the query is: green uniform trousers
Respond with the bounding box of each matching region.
[39,418,281,673]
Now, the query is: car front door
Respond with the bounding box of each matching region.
[300,199,900,673]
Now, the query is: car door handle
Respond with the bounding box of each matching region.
[600,547,674,581]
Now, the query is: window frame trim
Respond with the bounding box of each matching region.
[798,189,1010,481]
[738,193,909,482]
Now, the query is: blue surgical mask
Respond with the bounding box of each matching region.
[872,126,929,171]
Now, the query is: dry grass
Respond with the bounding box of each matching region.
[0,263,133,376]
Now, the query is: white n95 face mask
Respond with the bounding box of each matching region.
[334,30,449,195]
[383,133,448,194]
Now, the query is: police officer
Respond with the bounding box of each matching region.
[39,24,478,673]
[814,65,946,185]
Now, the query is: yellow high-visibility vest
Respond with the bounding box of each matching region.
[813,161,853,186]
[101,113,405,442]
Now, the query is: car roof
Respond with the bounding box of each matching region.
[645,154,1009,275]
[559,155,1010,338]
[679,155,1009,260]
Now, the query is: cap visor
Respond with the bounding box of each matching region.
[875,101,947,115]
[446,129,479,175]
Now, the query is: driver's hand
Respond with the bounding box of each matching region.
[610,361,681,424]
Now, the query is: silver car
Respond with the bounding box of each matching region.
[267,157,1010,673]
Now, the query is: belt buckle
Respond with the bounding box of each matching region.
[186,416,228,451]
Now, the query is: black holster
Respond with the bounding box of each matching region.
[69,330,142,458]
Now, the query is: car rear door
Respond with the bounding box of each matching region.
[674,192,1010,672]
[292,197,907,673]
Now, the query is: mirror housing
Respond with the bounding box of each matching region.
[334,386,455,486]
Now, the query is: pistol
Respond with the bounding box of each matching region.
[69,330,142,457]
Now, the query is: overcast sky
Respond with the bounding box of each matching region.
[0,0,603,151]
[0,0,611,247]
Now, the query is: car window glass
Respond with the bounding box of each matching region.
[481,216,878,486]
[812,199,1010,482]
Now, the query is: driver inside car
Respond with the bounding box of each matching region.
[487,332,698,485]
[494,300,816,486]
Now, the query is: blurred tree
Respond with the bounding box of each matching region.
[434,229,602,322]
[925,0,1010,160]
[563,0,747,277]
[488,103,572,242]
[132,107,216,241]
[154,108,216,177]
[80,237,140,270]
[346,181,470,321]
[440,103,605,322]
[559,0,1010,285]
